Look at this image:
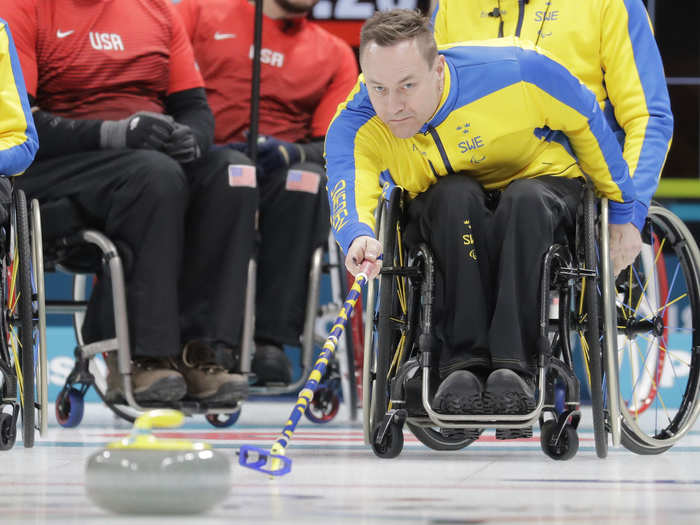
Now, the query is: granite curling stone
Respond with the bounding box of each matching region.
[85,409,231,514]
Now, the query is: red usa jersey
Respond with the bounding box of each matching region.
[0,0,203,120]
[176,0,358,144]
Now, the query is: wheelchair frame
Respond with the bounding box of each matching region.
[363,182,700,460]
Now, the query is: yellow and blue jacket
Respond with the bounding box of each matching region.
[431,0,673,232]
[325,38,636,254]
[0,18,38,177]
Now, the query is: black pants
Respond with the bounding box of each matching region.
[255,162,329,346]
[18,148,258,359]
[405,175,582,378]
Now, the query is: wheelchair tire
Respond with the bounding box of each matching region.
[371,189,403,439]
[582,187,608,458]
[540,420,579,461]
[55,387,84,428]
[0,412,16,450]
[305,386,340,423]
[371,423,403,459]
[206,411,240,428]
[617,205,700,454]
[406,423,479,451]
[9,190,35,448]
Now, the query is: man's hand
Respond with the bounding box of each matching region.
[100,111,175,151]
[256,135,304,176]
[163,122,201,164]
[346,235,383,279]
[609,222,642,276]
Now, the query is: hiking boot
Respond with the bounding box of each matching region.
[104,352,187,404]
[432,370,486,415]
[484,368,536,439]
[175,341,248,403]
[251,344,293,385]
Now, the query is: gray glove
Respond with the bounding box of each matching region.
[100,111,175,150]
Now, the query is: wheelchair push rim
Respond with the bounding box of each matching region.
[616,205,700,453]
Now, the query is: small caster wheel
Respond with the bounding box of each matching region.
[55,388,84,428]
[540,420,579,460]
[371,423,404,459]
[206,411,240,428]
[0,412,17,450]
[305,386,340,424]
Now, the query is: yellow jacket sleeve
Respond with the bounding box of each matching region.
[0,19,38,176]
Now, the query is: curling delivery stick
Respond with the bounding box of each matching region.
[238,261,374,476]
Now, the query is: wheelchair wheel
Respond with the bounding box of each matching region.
[579,187,608,458]
[3,190,36,447]
[0,412,16,450]
[615,205,700,454]
[29,199,48,437]
[206,411,240,428]
[367,189,405,442]
[371,422,403,459]
[406,423,480,451]
[540,419,579,460]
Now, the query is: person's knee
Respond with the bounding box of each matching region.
[125,150,187,201]
[204,147,254,170]
[427,175,485,220]
[500,178,549,210]
[435,175,483,204]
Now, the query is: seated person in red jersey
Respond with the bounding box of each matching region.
[176,0,358,384]
[0,0,258,404]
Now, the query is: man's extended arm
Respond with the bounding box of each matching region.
[0,21,38,176]
[601,0,673,230]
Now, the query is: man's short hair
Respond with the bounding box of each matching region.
[359,9,438,67]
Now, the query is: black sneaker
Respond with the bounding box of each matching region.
[432,370,486,415]
[251,344,293,385]
[484,368,536,439]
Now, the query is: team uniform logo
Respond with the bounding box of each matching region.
[228,165,257,187]
[56,29,74,38]
[89,32,125,51]
[286,170,320,194]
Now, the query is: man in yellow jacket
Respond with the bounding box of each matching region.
[0,18,37,176]
[0,18,38,222]
[325,9,639,436]
[431,0,673,239]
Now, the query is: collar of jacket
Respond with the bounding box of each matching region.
[420,55,458,133]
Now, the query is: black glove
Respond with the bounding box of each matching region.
[164,122,201,164]
[256,135,305,176]
[99,111,175,150]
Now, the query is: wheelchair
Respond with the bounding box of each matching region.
[0,185,48,450]
[363,181,700,460]
[41,198,246,428]
[46,199,360,428]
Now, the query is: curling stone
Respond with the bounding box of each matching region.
[85,409,231,514]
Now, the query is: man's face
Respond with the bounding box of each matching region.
[360,39,444,139]
[272,0,319,15]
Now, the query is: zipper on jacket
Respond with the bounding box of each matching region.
[515,0,526,36]
[427,126,455,174]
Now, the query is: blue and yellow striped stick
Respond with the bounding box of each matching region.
[239,263,372,476]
